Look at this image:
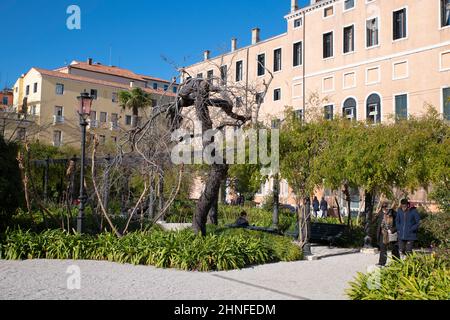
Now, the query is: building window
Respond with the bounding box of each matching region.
[343,25,355,53]
[271,119,281,129]
[164,85,169,91]
[53,130,62,147]
[395,94,408,121]
[324,105,334,120]
[256,92,264,105]
[90,89,98,100]
[366,18,379,47]
[274,49,282,72]
[344,0,355,11]
[111,113,119,126]
[323,32,333,59]
[220,65,227,85]
[274,89,281,101]
[153,83,158,90]
[125,115,132,126]
[33,83,38,93]
[293,42,302,67]
[2,97,8,105]
[366,93,381,124]
[100,112,107,123]
[54,106,64,124]
[443,87,450,120]
[441,0,450,27]
[236,61,243,82]
[112,92,118,103]
[294,109,304,121]
[257,54,266,76]
[26,85,30,96]
[294,18,303,28]
[343,98,357,121]
[56,83,64,95]
[197,73,203,79]
[99,135,106,145]
[173,87,177,94]
[31,105,37,116]
[393,8,407,40]
[207,70,214,84]
[324,6,334,18]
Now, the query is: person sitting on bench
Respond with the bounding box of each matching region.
[235,211,249,227]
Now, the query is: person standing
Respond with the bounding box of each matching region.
[396,199,421,257]
[312,196,320,218]
[377,203,400,267]
[320,197,328,218]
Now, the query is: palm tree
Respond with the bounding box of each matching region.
[119,87,153,128]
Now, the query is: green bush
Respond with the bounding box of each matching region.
[347,254,450,300]
[418,212,450,249]
[219,205,297,232]
[0,227,302,272]
[0,138,24,229]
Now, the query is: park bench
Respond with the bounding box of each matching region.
[310,223,348,246]
[226,224,284,235]
[285,223,348,247]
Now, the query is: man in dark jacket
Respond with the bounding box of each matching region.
[377,203,400,266]
[396,199,421,256]
[320,197,328,218]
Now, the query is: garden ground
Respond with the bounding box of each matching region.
[0,246,379,300]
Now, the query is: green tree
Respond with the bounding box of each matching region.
[119,88,153,128]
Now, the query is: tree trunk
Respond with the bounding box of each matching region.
[208,191,219,226]
[334,196,343,224]
[343,185,352,229]
[148,174,155,221]
[364,191,375,248]
[193,164,228,236]
[273,174,280,229]
[158,172,165,220]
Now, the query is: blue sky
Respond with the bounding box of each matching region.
[0,0,310,87]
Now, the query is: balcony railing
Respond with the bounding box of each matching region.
[53,115,65,125]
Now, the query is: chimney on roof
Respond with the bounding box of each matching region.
[291,0,299,12]
[87,58,93,65]
[204,50,210,61]
[252,28,260,45]
[231,38,237,52]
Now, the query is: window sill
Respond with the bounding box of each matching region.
[392,37,408,43]
[366,44,380,50]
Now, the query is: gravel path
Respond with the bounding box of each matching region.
[0,247,379,300]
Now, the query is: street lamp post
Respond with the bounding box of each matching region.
[76,91,93,234]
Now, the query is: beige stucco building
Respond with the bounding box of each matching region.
[184,0,450,209]
[11,59,178,147]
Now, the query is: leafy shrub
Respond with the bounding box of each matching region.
[418,212,450,249]
[219,205,297,232]
[347,254,450,300]
[0,138,23,229]
[0,227,302,272]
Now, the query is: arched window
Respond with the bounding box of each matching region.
[366,93,381,124]
[343,98,357,120]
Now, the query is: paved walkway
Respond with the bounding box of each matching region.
[0,246,379,300]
